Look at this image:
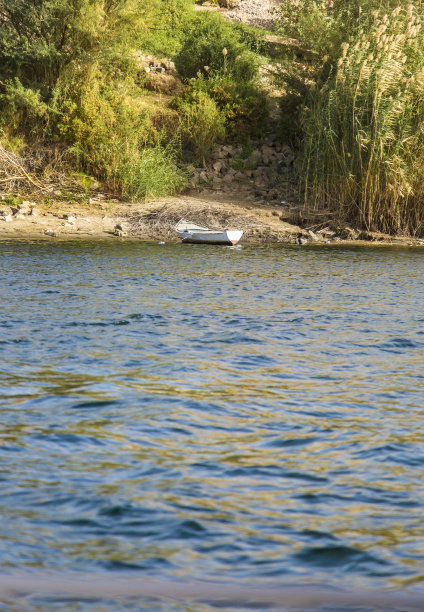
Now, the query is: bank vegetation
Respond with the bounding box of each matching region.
[0,0,267,198]
[276,0,424,236]
[1,0,424,236]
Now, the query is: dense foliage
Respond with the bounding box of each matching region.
[276,0,424,235]
[0,0,267,199]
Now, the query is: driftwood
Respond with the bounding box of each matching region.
[129,201,273,240]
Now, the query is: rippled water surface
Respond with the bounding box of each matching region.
[1,240,424,610]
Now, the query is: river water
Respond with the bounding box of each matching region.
[1,240,424,611]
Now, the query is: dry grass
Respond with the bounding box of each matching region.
[127,196,306,243]
[0,137,88,197]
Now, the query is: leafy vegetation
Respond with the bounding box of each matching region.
[0,0,268,200]
[4,0,422,236]
[174,11,258,81]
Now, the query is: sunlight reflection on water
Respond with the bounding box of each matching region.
[0,240,424,609]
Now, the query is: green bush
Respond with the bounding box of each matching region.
[1,78,56,136]
[141,0,194,57]
[171,71,269,164]
[171,88,226,162]
[0,0,269,201]
[175,12,258,82]
[231,23,268,55]
[120,143,188,200]
[195,74,269,140]
[57,60,188,200]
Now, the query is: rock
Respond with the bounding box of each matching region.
[308,230,319,241]
[221,145,235,156]
[0,214,13,222]
[223,169,236,184]
[45,228,56,237]
[254,177,267,188]
[66,216,76,225]
[276,162,289,175]
[114,229,127,237]
[222,173,234,184]
[251,149,262,162]
[14,213,26,220]
[113,221,129,237]
[213,161,223,174]
[218,0,241,7]
[17,201,32,215]
[268,189,280,200]
[261,145,275,164]
[317,227,336,238]
[338,227,360,240]
[213,150,226,160]
[281,144,294,165]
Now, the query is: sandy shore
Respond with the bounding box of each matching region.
[1,192,423,247]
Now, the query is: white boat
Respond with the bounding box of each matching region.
[175,219,243,246]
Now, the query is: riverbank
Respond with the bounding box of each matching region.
[1,193,423,246]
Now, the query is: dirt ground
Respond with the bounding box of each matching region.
[1,191,423,247]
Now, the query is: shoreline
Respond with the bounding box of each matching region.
[1,193,423,247]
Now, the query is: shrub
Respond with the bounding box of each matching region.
[120,143,188,200]
[171,71,269,165]
[231,23,268,55]
[195,74,269,140]
[1,79,55,136]
[171,89,226,162]
[175,12,258,82]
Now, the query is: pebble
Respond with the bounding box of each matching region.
[222,0,277,30]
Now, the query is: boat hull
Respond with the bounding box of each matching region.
[177,230,243,246]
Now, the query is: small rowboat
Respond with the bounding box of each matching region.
[175,219,243,246]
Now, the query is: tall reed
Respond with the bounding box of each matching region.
[299,4,424,235]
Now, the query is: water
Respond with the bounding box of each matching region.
[1,240,424,610]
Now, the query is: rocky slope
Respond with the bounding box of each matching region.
[197,0,280,31]
[222,0,280,30]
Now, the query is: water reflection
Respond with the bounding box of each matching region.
[0,240,424,602]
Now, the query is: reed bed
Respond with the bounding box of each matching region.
[299,3,424,235]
